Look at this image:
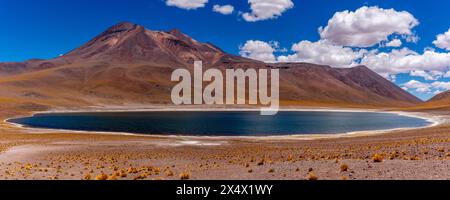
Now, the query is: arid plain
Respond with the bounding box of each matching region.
[0,104,448,180]
[0,22,449,180]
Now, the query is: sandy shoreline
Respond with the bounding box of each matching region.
[0,106,448,180]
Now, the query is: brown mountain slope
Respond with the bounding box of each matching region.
[0,22,422,112]
[407,91,450,111]
[429,91,450,103]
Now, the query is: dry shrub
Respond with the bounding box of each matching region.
[127,167,138,174]
[306,172,318,181]
[372,154,384,163]
[84,173,92,180]
[180,171,191,180]
[257,159,265,166]
[287,155,293,162]
[165,170,174,177]
[340,164,349,172]
[95,173,108,180]
[107,174,118,180]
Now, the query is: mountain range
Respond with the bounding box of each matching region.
[1,22,447,112]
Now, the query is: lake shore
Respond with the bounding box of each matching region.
[4,107,445,140]
[0,106,448,180]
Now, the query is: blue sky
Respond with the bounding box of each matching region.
[1,0,450,100]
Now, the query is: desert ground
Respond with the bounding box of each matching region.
[0,105,448,180]
[3,22,448,180]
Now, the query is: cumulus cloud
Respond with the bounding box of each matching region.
[166,0,208,10]
[431,81,450,91]
[360,48,450,77]
[239,40,280,63]
[277,40,366,68]
[385,39,403,47]
[403,80,431,93]
[403,80,450,94]
[242,0,294,22]
[410,70,443,81]
[213,4,234,15]
[238,40,450,77]
[319,6,419,47]
[433,28,450,51]
[444,71,450,78]
[237,5,450,85]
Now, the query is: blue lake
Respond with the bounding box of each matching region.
[9,111,431,136]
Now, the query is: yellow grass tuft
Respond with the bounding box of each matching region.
[127,167,138,174]
[165,170,174,177]
[84,173,92,180]
[180,171,191,180]
[286,155,293,162]
[306,172,318,181]
[95,173,108,180]
[107,174,118,180]
[340,164,349,172]
[372,154,384,162]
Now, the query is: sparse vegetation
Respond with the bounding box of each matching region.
[180,171,191,180]
[306,172,318,181]
[372,154,384,162]
[340,164,349,172]
[84,173,91,180]
[95,173,108,180]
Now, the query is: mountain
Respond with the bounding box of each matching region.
[0,22,253,77]
[0,22,422,112]
[429,91,450,103]
[413,91,450,110]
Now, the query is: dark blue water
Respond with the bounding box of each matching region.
[9,111,430,136]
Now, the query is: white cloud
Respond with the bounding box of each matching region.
[166,0,208,10]
[388,74,397,82]
[213,5,234,15]
[242,0,294,22]
[385,39,403,47]
[433,28,450,51]
[431,81,450,91]
[238,40,450,79]
[444,71,450,78]
[403,80,431,93]
[360,48,450,77]
[237,6,449,80]
[402,80,450,94]
[404,34,420,43]
[319,6,419,47]
[239,40,279,63]
[277,40,366,68]
[433,90,443,95]
[410,70,443,81]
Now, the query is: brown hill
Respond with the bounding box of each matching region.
[398,90,450,111]
[0,22,422,112]
[410,91,450,111]
[429,91,450,103]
